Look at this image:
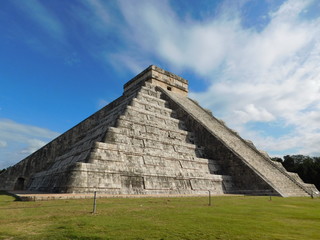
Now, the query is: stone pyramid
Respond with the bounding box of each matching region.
[0,65,318,197]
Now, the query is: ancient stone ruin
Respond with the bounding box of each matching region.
[0,65,318,197]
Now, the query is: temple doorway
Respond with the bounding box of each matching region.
[14,177,25,190]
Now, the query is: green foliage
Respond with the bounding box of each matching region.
[0,194,319,240]
[271,157,283,163]
[272,155,320,190]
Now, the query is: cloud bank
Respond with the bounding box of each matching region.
[0,119,59,169]
[105,0,320,156]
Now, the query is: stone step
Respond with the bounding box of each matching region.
[104,132,203,157]
[130,98,176,118]
[117,114,188,135]
[143,81,156,90]
[58,95,134,152]
[252,161,309,196]
[64,167,227,194]
[135,91,167,108]
[78,92,135,131]
[111,121,193,143]
[105,126,196,150]
[92,142,217,165]
[74,161,229,182]
[70,125,108,149]
[91,155,221,174]
[88,157,224,183]
[139,85,161,98]
[51,149,91,170]
[121,106,188,130]
[64,88,173,155]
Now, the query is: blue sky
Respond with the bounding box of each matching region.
[1,0,320,169]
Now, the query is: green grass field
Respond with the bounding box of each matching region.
[0,192,319,240]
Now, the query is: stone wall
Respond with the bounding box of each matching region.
[124,65,188,96]
[0,92,136,191]
[1,65,318,197]
[159,87,318,197]
[61,83,231,194]
[160,90,276,195]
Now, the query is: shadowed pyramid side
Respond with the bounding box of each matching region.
[158,86,319,197]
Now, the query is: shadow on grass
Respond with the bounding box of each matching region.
[0,190,22,201]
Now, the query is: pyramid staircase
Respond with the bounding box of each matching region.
[159,87,319,197]
[26,82,233,194]
[1,65,318,197]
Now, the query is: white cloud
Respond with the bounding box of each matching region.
[0,119,59,169]
[97,99,109,109]
[0,141,7,148]
[192,1,320,156]
[111,0,320,156]
[12,0,65,42]
[108,54,149,75]
[0,119,59,140]
[234,104,276,123]
[19,139,48,155]
[6,0,318,158]
[84,0,112,25]
[269,0,312,20]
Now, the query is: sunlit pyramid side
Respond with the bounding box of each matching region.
[0,65,318,197]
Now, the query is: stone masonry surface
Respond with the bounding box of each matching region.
[0,65,318,197]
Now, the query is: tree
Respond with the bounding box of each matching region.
[271,157,283,163]
[278,155,320,190]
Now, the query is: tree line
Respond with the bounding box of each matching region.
[272,155,320,190]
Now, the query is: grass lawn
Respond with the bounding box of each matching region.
[0,192,319,240]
